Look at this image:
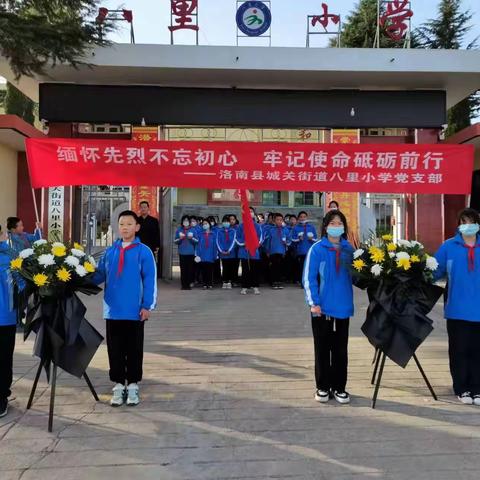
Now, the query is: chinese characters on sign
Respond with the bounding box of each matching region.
[48,187,64,242]
[380,0,413,42]
[169,0,199,44]
[25,138,474,196]
[307,3,341,47]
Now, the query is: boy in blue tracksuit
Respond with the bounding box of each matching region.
[196,220,217,289]
[174,215,198,290]
[267,213,291,289]
[93,210,157,407]
[303,210,354,405]
[292,211,318,286]
[217,215,237,289]
[434,208,480,405]
[7,217,42,255]
[236,207,264,295]
[0,228,25,417]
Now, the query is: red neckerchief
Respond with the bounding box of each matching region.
[463,243,479,272]
[204,231,210,248]
[329,246,341,273]
[277,226,282,239]
[304,224,307,237]
[182,226,189,242]
[225,228,229,243]
[116,242,139,276]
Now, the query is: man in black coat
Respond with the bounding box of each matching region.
[137,201,160,257]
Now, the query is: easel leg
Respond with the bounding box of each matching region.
[27,360,44,410]
[48,364,57,433]
[412,353,437,401]
[372,348,379,365]
[372,352,386,409]
[371,348,382,385]
[83,372,99,401]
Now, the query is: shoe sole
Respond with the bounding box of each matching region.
[0,408,8,418]
[126,401,139,407]
[314,396,329,403]
[110,402,124,407]
[458,398,473,405]
[334,397,350,404]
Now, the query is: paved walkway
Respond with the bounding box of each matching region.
[1,281,480,480]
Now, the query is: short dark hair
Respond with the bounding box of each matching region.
[139,201,149,207]
[289,214,297,220]
[298,211,308,217]
[222,215,230,222]
[322,210,349,239]
[274,213,284,220]
[180,214,190,224]
[328,200,339,209]
[118,210,140,223]
[7,217,20,230]
[458,208,480,225]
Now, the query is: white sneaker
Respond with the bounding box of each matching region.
[253,287,260,295]
[222,282,228,289]
[126,383,140,406]
[226,282,232,289]
[333,391,351,404]
[314,389,330,403]
[458,392,473,405]
[473,395,480,406]
[110,383,126,407]
[240,288,248,295]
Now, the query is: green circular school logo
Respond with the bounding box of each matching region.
[236,1,272,37]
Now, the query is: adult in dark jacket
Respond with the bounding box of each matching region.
[137,201,160,255]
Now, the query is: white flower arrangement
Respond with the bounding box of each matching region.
[52,242,65,248]
[37,254,56,267]
[70,248,86,258]
[33,239,47,247]
[426,256,439,271]
[353,248,365,259]
[65,255,80,267]
[371,264,383,277]
[87,256,97,268]
[397,239,412,248]
[410,240,424,249]
[388,252,396,258]
[19,248,35,259]
[396,251,411,260]
[75,265,87,277]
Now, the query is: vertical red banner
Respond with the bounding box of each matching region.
[131,127,159,217]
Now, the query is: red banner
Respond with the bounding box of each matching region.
[25,138,474,194]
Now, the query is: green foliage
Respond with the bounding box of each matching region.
[4,82,35,124]
[0,0,112,78]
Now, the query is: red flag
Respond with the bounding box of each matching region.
[240,190,259,257]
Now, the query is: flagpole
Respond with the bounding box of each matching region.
[31,188,40,224]
[375,0,381,48]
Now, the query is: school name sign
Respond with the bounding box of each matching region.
[26,138,474,194]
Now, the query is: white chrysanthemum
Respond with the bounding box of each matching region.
[33,239,47,247]
[70,248,85,258]
[19,248,34,259]
[353,249,364,259]
[396,251,410,260]
[371,264,383,277]
[410,240,424,249]
[75,265,87,277]
[397,239,412,248]
[38,254,56,267]
[52,242,65,248]
[388,252,396,258]
[426,256,439,271]
[64,255,80,267]
[88,255,97,268]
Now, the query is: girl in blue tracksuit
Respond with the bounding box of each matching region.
[7,217,42,255]
[267,213,291,289]
[434,208,480,405]
[93,210,157,407]
[236,207,264,295]
[229,215,241,285]
[303,209,354,405]
[292,211,318,286]
[174,215,198,290]
[217,215,237,289]
[196,220,217,289]
[0,228,25,417]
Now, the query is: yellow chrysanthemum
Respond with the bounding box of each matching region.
[382,234,393,241]
[368,246,380,254]
[83,261,95,273]
[353,259,366,271]
[74,242,84,251]
[370,249,385,263]
[387,243,397,252]
[33,273,49,287]
[397,258,411,271]
[410,255,421,263]
[10,257,23,270]
[56,268,71,282]
[52,245,67,257]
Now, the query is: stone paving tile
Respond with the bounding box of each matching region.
[1,283,479,479]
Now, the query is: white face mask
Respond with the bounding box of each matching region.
[191,221,197,227]
[182,221,189,227]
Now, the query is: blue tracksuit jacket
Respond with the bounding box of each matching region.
[216,227,237,260]
[434,232,480,322]
[236,222,264,260]
[266,225,290,255]
[303,237,354,319]
[292,222,318,256]
[92,238,157,321]
[174,226,198,255]
[196,231,218,263]
[8,229,42,255]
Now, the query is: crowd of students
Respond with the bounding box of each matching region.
[174,208,322,294]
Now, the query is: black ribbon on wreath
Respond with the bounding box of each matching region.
[360,272,444,368]
[23,284,103,379]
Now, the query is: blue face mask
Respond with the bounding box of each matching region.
[202,224,209,231]
[459,223,480,236]
[222,222,230,229]
[327,226,345,238]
